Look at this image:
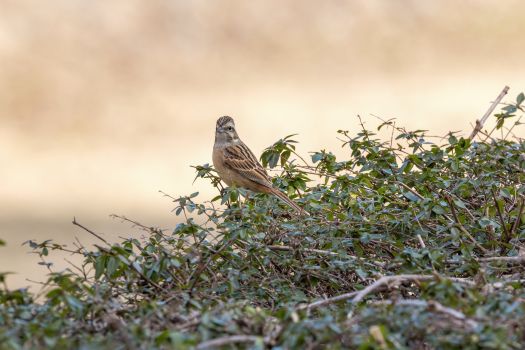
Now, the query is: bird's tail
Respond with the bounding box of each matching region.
[270,188,310,216]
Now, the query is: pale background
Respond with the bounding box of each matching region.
[1,0,524,290]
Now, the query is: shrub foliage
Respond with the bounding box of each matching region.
[2,94,525,349]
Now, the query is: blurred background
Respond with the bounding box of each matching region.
[1,0,525,290]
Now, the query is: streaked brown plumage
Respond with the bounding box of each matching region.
[212,116,307,215]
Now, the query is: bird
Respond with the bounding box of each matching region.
[212,116,308,215]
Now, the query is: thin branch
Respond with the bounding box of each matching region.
[196,335,262,350]
[469,86,509,140]
[477,256,525,264]
[396,181,424,200]
[170,311,202,330]
[297,291,359,311]
[72,217,109,246]
[445,196,489,253]
[441,190,476,221]
[416,234,426,249]
[291,149,311,168]
[488,279,525,288]
[110,214,166,235]
[370,299,478,329]
[265,245,386,268]
[504,115,523,140]
[351,274,475,304]
[267,245,338,256]
[510,195,525,238]
[188,237,235,293]
[491,189,510,244]
[446,255,525,265]
[476,128,498,143]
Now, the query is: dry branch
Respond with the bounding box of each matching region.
[296,291,359,312]
[266,245,387,268]
[351,274,475,304]
[196,335,262,350]
[477,256,525,264]
[491,189,511,245]
[510,196,525,238]
[445,196,489,253]
[267,245,338,256]
[469,86,509,140]
[188,237,236,293]
[396,181,424,200]
[72,217,109,245]
[445,256,525,266]
[371,299,478,329]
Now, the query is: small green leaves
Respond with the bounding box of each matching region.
[448,133,458,145]
[517,92,525,106]
[261,134,298,168]
[94,255,106,280]
[2,104,525,349]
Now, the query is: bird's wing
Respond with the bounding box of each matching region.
[223,142,273,188]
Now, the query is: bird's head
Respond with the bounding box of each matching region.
[215,116,240,144]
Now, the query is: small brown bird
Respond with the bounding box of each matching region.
[212,116,307,215]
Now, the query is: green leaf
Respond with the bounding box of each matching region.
[517,92,524,105]
[106,257,118,277]
[403,191,420,202]
[432,205,446,215]
[453,199,467,209]
[94,256,105,280]
[65,295,83,312]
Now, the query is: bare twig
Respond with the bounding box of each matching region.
[297,291,359,312]
[169,311,202,331]
[441,191,476,221]
[188,237,235,293]
[267,245,338,256]
[445,196,489,253]
[475,128,498,143]
[416,234,426,249]
[396,181,424,200]
[72,217,109,246]
[351,274,475,304]
[446,255,525,265]
[477,256,525,264]
[110,214,166,235]
[488,279,525,288]
[504,115,523,140]
[196,335,262,350]
[510,196,525,238]
[469,86,509,140]
[265,245,386,268]
[396,183,482,251]
[491,189,510,244]
[370,299,478,328]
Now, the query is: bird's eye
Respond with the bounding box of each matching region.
[227,126,233,131]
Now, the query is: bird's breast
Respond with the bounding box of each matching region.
[212,147,234,186]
